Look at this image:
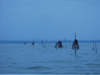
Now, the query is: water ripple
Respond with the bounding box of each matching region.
[86,63,100,66]
[27,66,51,70]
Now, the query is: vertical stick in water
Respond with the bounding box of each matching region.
[95,42,97,53]
[41,40,43,46]
[75,48,76,55]
[93,42,94,51]
[75,32,76,39]
[66,44,67,48]
[72,32,79,56]
[96,48,97,53]
[75,32,76,55]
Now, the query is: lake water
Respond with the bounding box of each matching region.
[0,42,100,74]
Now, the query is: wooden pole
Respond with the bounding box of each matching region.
[75,32,76,55]
[75,32,76,39]
[95,42,97,53]
[41,39,43,46]
[75,48,76,55]
[93,42,94,51]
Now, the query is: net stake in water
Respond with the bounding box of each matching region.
[72,32,79,55]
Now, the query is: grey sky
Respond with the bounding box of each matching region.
[0,0,100,41]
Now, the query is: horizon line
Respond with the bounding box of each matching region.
[0,40,100,43]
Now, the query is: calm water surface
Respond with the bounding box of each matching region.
[0,43,100,74]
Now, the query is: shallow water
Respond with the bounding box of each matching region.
[0,43,100,74]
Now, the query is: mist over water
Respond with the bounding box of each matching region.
[0,42,100,74]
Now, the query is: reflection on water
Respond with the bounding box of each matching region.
[0,43,100,74]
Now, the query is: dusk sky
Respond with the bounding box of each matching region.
[0,0,100,41]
